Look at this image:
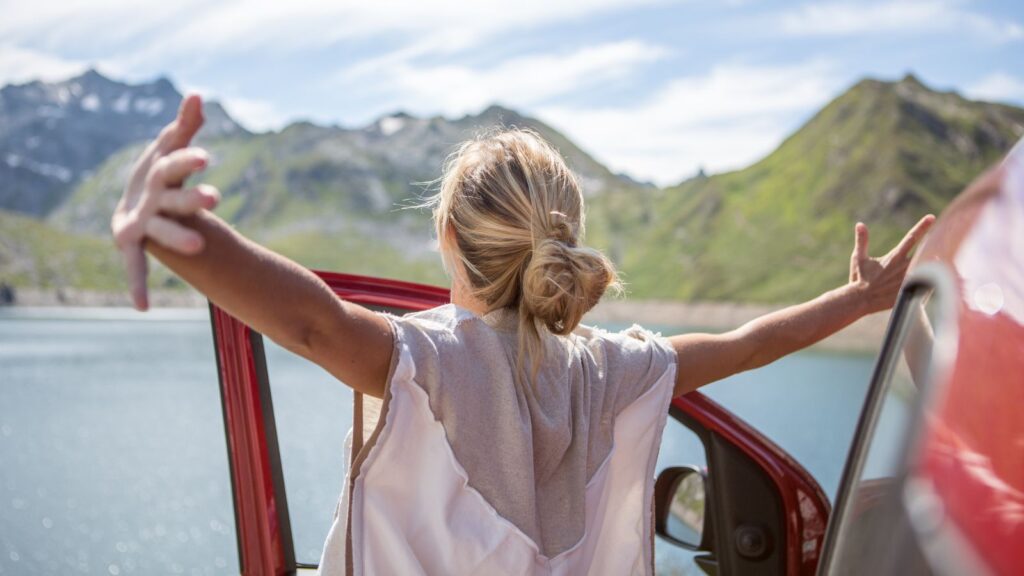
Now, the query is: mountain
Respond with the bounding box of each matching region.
[2,71,1023,303]
[0,69,245,216]
[606,74,1024,302]
[53,103,636,233]
[49,90,643,287]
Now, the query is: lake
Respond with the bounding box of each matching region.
[0,307,882,575]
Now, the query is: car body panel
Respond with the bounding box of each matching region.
[818,141,1024,576]
[904,145,1024,576]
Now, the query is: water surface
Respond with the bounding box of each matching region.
[0,308,882,575]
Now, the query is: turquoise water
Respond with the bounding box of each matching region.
[0,308,879,575]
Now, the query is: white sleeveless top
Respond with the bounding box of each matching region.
[318,304,677,575]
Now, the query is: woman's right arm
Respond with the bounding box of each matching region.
[111,95,393,398]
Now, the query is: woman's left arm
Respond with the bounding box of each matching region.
[669,215,935,397]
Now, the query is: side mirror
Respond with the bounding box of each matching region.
[655,465,709,550]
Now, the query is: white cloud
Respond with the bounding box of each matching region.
[0,1,204,59]
[183,83,291,132]
[163,0,665,53]
[0,0,672,71]
[536,60,842,186]
[342,40,669,118]
[779,1,1024,42]
[0,44,88,85]
[1,0,1016,189]
[967,72,1024,103]
[218,96,292,132]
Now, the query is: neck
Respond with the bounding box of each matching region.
[450,276,490,317]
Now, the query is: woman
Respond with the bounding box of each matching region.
[112,95,933,575]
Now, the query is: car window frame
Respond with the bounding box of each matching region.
[816,263,959,575]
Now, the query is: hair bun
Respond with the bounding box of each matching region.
[521,238,617,335]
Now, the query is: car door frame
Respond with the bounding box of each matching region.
[814,265,962,575]
[668,392,831,576]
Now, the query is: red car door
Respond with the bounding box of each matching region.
[208,271,829,575]
[656,394,830,576]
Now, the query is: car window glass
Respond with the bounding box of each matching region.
[262,337,354,564]
[826,288,939,574]
[261,305,409,565]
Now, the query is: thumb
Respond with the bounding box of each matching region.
[853,222,869,261]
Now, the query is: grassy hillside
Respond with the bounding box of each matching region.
[605,75,1024,302]
[0,209,122,291]
[0,210,181,292]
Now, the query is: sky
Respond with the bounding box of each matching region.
[1,0,1023,186]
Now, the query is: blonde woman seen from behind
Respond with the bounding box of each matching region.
[111,95,934,575]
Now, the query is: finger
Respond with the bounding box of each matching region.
[890,214,936,261]
[145,215,205,254]
[112,213,145,251]
[126,140,162,192]
[157,184,221,215]
[853,222,869,261]
[121,244,149,311]
[128,96,206,209]
[157,94,206,153]
[145,147,210,191]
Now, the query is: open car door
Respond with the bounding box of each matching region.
[654,394,831,576]
[208,271,447,575]
[208,271,831,575]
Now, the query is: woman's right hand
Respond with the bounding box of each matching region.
[111,94,221,310]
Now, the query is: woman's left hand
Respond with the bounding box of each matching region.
[850,214,936,314]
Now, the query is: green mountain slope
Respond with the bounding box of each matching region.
[0,210,180,292]
[0,209,126,291]
[607,75,1024,302]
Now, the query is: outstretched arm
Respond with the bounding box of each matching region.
[670,216,935,397]
[111,95,392,398]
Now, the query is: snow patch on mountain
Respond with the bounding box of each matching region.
[81,94,100,112]
[112,92,131,114]
[133,97,164,116]
[5,153,73,182]
[379,116,406,136]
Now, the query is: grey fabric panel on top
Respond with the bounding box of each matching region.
[385,304,676,558]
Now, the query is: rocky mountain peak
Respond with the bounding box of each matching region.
[0,69,246,216]
[897,72,925,89]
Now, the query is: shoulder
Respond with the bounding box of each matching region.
[378,303,497,358]
[576,323,677,414]
[574,322,676,362]
[386,303,479,333]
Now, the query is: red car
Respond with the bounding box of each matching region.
[208,142,1023,575]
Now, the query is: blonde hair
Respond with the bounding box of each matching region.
[429,129,620,372]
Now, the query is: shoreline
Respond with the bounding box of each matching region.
[4,287,889,354]
[4,287,208,308]
[587,299,889,354]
